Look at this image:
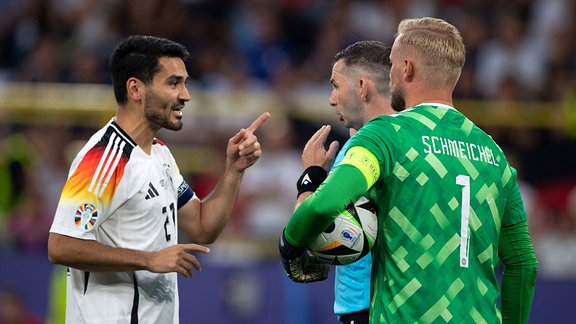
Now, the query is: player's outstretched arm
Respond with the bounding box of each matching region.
[178,112,270,244]
[48,233,210,277]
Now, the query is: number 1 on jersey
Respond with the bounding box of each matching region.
[456,175,470,268]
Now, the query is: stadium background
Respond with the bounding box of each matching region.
[1,0,576,322]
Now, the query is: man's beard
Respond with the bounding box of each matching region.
[390,86,406,112]
[144,92,183,131]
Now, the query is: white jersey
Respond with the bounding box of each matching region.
[50,119,196,324]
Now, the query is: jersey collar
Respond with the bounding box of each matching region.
[414,102,455,110]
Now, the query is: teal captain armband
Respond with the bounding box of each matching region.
[340,146,380,188]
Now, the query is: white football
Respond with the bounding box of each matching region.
[307,196,378,265]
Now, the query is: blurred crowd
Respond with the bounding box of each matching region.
[1,0,576,98]
[1,0,576,280]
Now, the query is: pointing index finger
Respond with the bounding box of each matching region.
[246,112,270,133]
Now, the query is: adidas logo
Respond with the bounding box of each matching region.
[145,183,159,200]
[301,174,312,186]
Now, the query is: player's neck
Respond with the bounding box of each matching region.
[114,113,156,155]
[405,88,453,110]
[366,97,393,119]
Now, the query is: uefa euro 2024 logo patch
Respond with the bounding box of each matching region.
[75,203,98,230]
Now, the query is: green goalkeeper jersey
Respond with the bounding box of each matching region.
[285,103,536,323]
[356,103,527,323]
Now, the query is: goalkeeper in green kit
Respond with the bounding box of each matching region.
[279,17,538,323]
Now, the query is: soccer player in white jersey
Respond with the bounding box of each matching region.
[48,35,269,323]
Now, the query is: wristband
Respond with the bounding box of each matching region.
[279,230,305,260]
[296,166,327,197]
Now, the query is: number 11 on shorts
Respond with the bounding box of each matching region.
[456,175,470,268]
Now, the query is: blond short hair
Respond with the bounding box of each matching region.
[395,17,466,88]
